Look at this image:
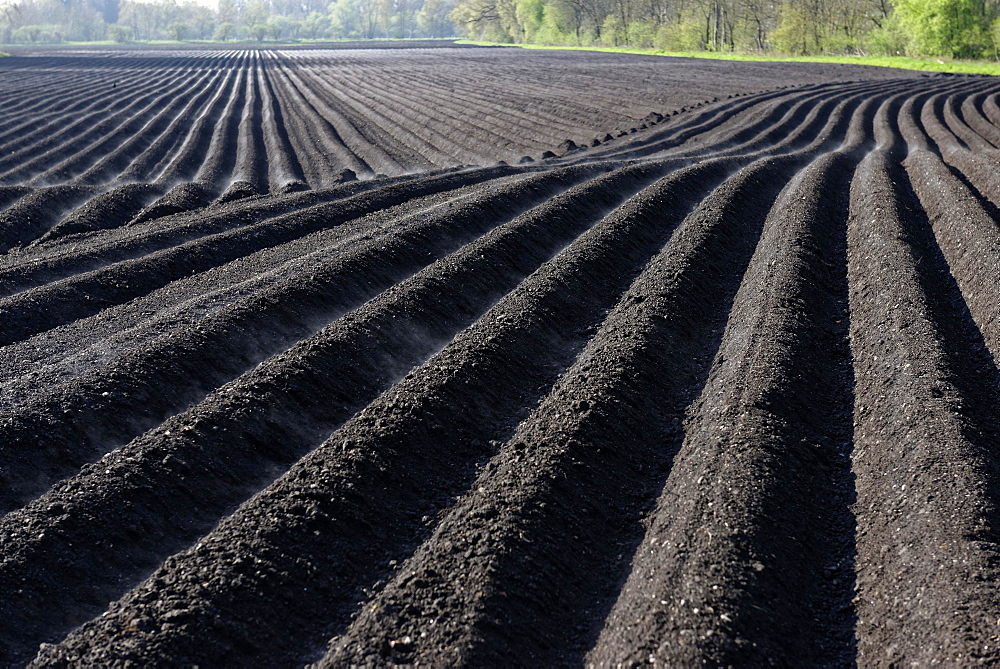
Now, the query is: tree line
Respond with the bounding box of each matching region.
[2,0,1000,60]
[455,0,1000,58]
[0,0,456,44]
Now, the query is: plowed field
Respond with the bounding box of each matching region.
[2,45,1000,667]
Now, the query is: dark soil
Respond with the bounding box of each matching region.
[0,43,997,667]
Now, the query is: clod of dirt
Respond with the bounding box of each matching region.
[278,181,309,195]
[335,169,358,183]
[559,139,580,154]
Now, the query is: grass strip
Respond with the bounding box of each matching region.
[456,40,1000,75]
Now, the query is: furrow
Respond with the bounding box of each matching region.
[2,161,649,665]
[585,150,855,666]
[0,68,198,185]
[0,68,168,157]
[143,65,244,186]
[0,165,523,346]
[258,57,306,191]
[219,56,268,200]
[905,149,1000,366]
[24,159,692,667]
[278,63,394,175]
[71,68,228,187]
[0,185,99,252]
[28,67,222,187]
[847,148,1000,666]
[0,168,587,512]
[942,91,996,151]
[263,54,353,188]
[302,66,444,171]
[319,152,804,667]
[0,171,428,296]
[959,91,1000,148]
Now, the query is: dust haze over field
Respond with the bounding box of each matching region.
[1,42,1000,667]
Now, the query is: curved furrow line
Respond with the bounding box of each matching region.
[185,54,252,189]
[698,79,948,158]
[141,64,244,187]
[670,83,875,158]
[583,88,797,160]
[0,65,201,182]
[919,91,971,154]
[0,76,162,172]
[276,61,394,175]
[257,58,307,192]
[0,173,560,404]
[0,166,525,347]
[0,67,167,149]
[959,91,1000,148]
[893,84,967,153]
[596,80,885,162]
[599,79,886,170]
[69,67,232,188]
[318,149,809,667]
[332,87,890,668]
[846,147,1000,666]
[218,55,269,202]
[22,159,710,668]
[980,91,1000,129]
[0,170,440,297]
[262,53,358,189]
[123,66,251,221]
[1,162,653,666]
[905,150,1000,364]
[587,84,828,160]
[28,67,225,187]
[0,168,588,507]
[586,149,856,667]
[303,66,452,171]
[0,71,114,118]
[942,90,998,151]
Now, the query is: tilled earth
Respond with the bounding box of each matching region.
[1,43,999,667]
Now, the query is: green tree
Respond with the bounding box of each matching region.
[770,1,813,53]
[213,20,234,39]
[301,10,329,37]
[168,20,187,39]
[107,21,131,39]
[894,0,994,57]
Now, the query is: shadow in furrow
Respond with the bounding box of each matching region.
[317,151,842,668]
[894,161,1000,520]
[27,162,673,667]
[583,151,858,667]
[0,164,633,666]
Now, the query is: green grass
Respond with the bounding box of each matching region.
[457,40,1000,75]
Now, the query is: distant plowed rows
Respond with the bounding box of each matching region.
[2,47,999,667]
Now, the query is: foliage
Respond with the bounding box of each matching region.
[2,0,1000,63]
[458,38,1000,73]
[453,0,1000,60]
[0,0,456,43]
[894,0,997,57]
